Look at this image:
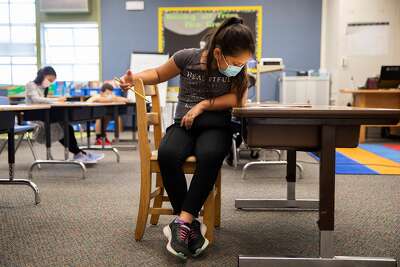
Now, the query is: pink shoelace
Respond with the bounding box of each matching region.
[179,225,191,240]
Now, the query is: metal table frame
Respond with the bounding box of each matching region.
[235,116,399,267]
[26,106,86,179]
[26,103,125,179]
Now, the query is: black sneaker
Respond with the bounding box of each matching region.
[163,218,191,260]
[189,219,209,257]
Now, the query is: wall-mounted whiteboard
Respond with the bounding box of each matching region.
[346,22,389,56]
[130,52,169,107]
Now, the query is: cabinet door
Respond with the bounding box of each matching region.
[280,79,308,104]
[307,79,329,105]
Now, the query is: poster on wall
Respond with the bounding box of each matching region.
[158,6,263,60]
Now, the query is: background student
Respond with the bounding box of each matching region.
[87,82,129,145]
[25,66,104,164]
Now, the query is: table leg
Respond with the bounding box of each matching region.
[45,109,52,160]
[287,150,296,200]
[101,117,105,150]
[354,94,367,143]
[8,127,15,181]
[0,124,40,204]
[235,150,318,210]
[63,110,69,160]
[319,125,336,257]
[86,121,91,148]
[359,125,366,143]
[114,106,120,143]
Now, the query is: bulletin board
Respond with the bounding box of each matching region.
[158,6,263,60]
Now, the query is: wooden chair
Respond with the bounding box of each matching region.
[133,78,221,244]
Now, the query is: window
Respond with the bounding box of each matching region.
[42,23,100,81]
[0,0,37,85]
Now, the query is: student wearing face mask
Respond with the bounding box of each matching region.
[119,17,254,260]
[25,66,104,164]
[87,82,129,145]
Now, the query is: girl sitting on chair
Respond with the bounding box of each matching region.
[119,17,255,259]
[26,66,104,164]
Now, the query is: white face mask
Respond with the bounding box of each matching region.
[41,78,51,88]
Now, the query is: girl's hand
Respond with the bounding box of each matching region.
[57,97,67,102]
[119,70,135,91]
[180,102,207,129]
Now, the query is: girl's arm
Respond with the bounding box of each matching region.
[112,96,130,103]
[119,58,180,88]
[198,88,249,111]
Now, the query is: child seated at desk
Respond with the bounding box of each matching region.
[25,66,104,164]
[87,83,129,145]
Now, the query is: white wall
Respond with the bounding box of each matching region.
[321,0,400,106]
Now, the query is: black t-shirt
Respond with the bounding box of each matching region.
[173,48,232,120]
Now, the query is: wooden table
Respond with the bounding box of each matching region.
[233,104,400,267]
[0,104,51,204]
[340,89,400,143]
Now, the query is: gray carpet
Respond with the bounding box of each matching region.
[0,137,399,266]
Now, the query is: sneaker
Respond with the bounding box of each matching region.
[105,137,112,146]
[95,137,111,146]
[85,152,104,162]
[73,152,97,164]
[189,219,209,257]
[95,137,103,146]
[163,218,192,260]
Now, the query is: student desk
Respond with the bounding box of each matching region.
[0,104,51,204]
[340,89,400,143]
[233,104,400,267]
[23,102,126,180]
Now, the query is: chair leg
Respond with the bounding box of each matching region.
[214,171,221,228]
[203,188,216,244]
[150,173,164,225]
[14,134,24,153]
[26,133,42,170]
[135,169,152,241]
[232,136,238,168]
[27,134,39,161]
[0,140,6,154]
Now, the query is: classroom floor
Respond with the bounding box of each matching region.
[0,136,399,266]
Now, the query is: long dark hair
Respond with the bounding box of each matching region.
[33,66,57,85]
[206,17,255,106]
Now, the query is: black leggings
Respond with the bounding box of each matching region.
[59,125,81,155]
[158,114,232,217]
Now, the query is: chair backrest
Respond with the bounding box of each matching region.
[134,79,162,165]
[0,96,10,105]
